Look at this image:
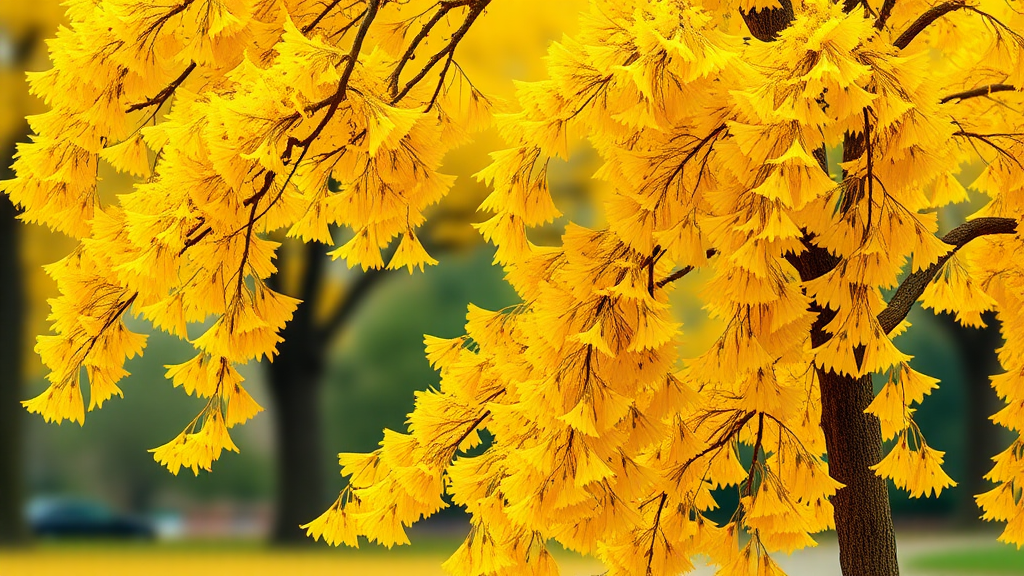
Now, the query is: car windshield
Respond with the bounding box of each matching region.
[33,500,116,522]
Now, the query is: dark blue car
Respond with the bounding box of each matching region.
[27,498,155,539]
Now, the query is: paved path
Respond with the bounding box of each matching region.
[733,533,995,576]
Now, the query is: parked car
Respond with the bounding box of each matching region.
[27,497,155,539]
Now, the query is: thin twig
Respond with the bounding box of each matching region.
[952,130,1024,168]
[126,62,196,113]
[644,493,668,575]
[388,4,457,97]
[743,413,765,497]
[676,411,755,476]
[391,0,490,104]
[302,0,344,34]
[656,249,718,288]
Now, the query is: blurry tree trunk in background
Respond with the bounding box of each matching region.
[0,139,29,546]
[266,241,387,544]
[938,312,1004,523]
[0,24,49,547]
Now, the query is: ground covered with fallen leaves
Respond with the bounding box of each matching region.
[0,541,604,576]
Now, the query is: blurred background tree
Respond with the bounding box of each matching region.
[0,1,62,546]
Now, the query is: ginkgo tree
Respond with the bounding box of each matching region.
[4,0,1024,574]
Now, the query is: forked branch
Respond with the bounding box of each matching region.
[389,3,461,97]
[302,0,345,34]
[391,0,490,104]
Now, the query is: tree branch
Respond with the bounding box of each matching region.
[289,0,381,155]
[786,236,841,282]
[246,0,381,231]
[894,0,967,49]
[743,413,765,497]
[940,83,1017,104]
[450,409,491,455]
[302,0,344,34]
[656,249,718,288]
[644,493,668,574]
[664,124,728,190]
[875,0,897,30]
[391,0,490,104]
[388,3,458,98]
[675,411,755,477]
[952,130,1024,169]
[316,266,390,342]
[877,217,1017,334]
[126,62,196,113]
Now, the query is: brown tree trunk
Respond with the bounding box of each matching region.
[818,370,901,576]
[803,239,901,575]
[792,247,901,576]
[741,2,902,571]
[264,240,387,545]
[0,145,29,546]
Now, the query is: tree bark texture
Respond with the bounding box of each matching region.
[818,370,901,576]
[792,246,900,576]
[0,144,29,546]
[740,0,795,41]
[739,2,901,571]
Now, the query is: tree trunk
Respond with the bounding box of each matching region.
[264,240,388,545]
[740,0,901,568]
[265,241,331,544]
[0,161,29,546]
[740,0,795,41]
[267,344,327,544]
[0,25,42,549]
[938,312,1003,524]
[818,370,901,576]
[794,247,900,576]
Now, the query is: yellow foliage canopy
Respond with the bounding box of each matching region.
[5,0,1024,574]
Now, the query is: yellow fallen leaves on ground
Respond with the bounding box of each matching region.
[0,545,604,576]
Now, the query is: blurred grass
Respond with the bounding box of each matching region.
[0,539,604,576]
[911,545,1024,574]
